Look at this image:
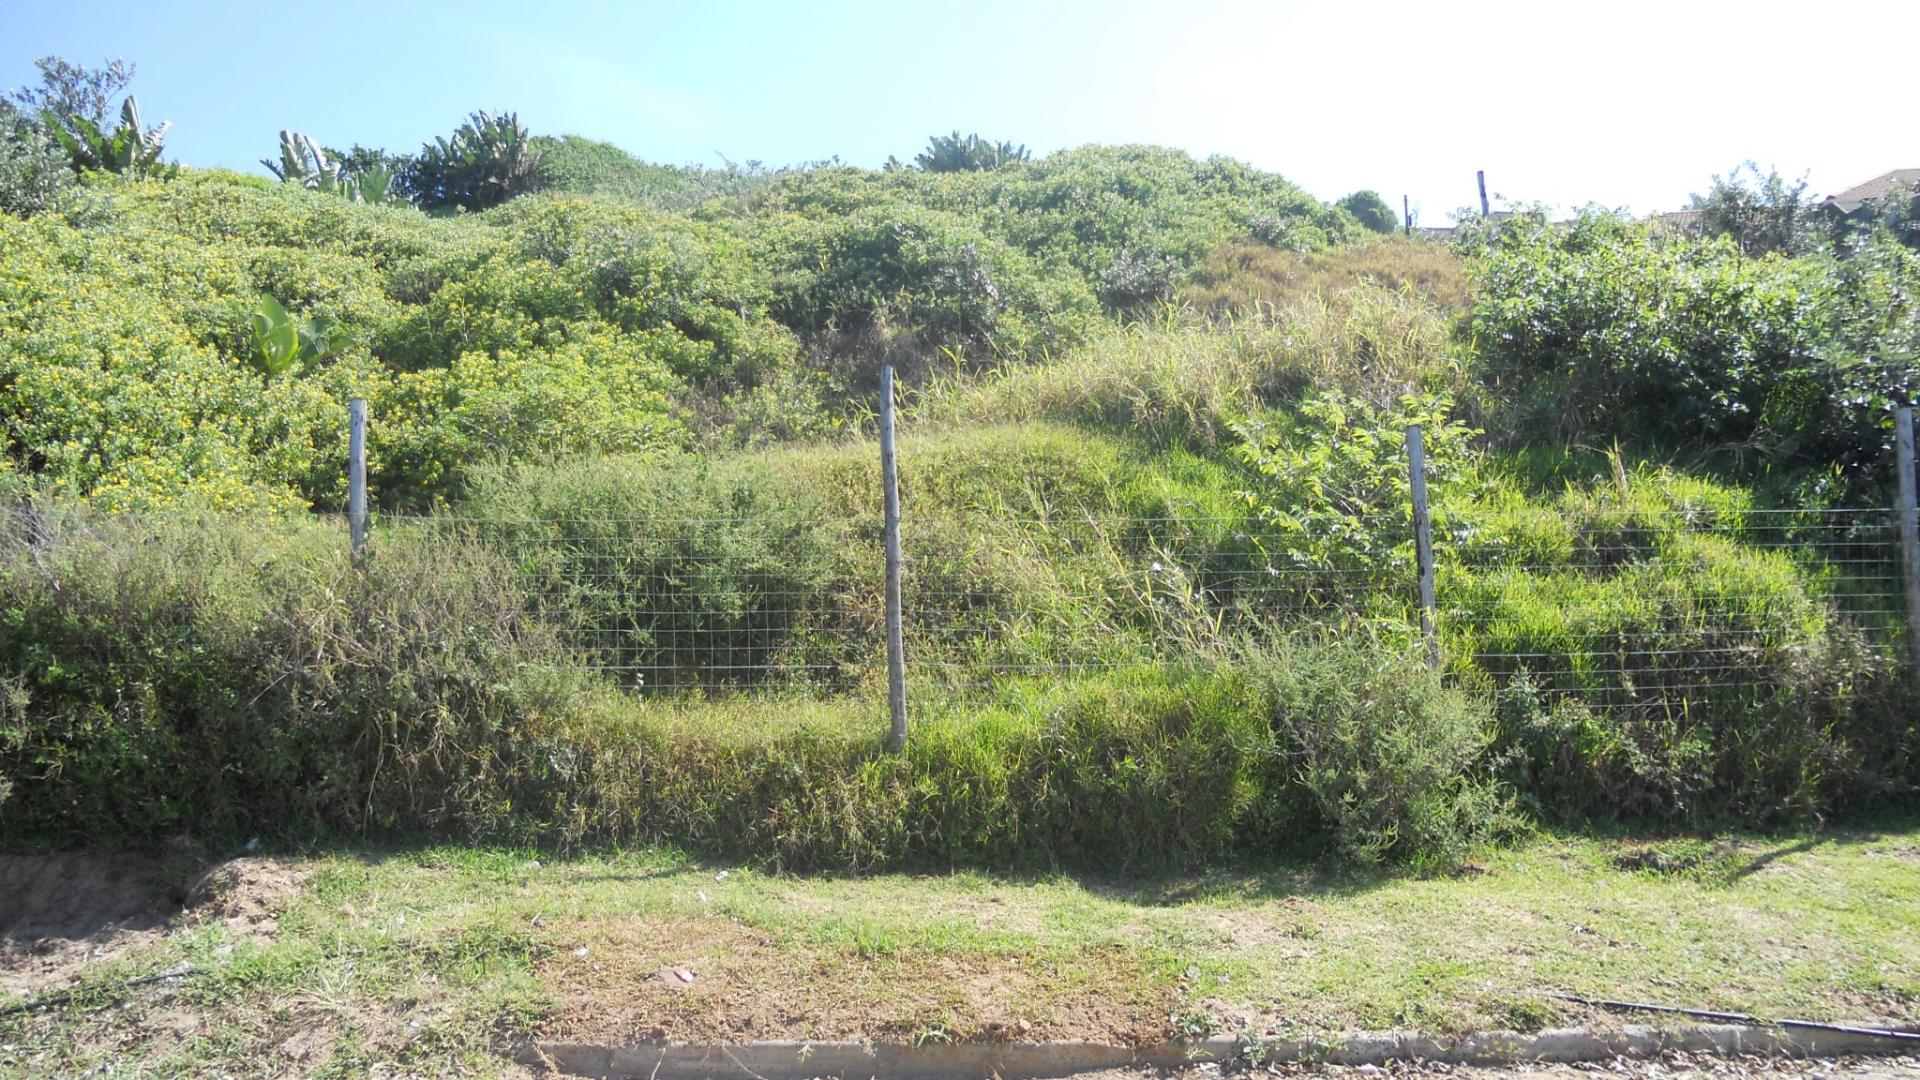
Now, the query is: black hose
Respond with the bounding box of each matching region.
[0,964,202,1017]
[1549,992,1920,1042]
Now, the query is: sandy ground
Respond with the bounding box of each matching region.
[0,850,305,995]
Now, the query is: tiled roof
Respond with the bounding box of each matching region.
[1649,209,1703,230]
[1823,169,1920,213]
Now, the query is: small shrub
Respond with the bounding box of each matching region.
[1239,637,1509,865]
[1232,389,1478,605]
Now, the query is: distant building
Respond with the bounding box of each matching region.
[1647,209,1703,232]
[1821,168,1920,220]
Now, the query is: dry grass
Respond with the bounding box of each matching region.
[918,283,1466,447]
[1185,235,1473,317]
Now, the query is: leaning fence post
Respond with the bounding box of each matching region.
[348,397,368,563]
[880,367,908,751]
[1895,405,1920,693]
[1407,424,1439,670]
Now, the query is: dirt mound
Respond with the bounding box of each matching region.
[185,856,308,940]
[0,851,306,996]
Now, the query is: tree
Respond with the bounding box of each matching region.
[1338,190,1398,234]
[43,96,172,179]
[0,100,73,216]
[6,57,171,180]
[262,131,401,205]
[400,111,547,211]
[324,143,409,178]
[1687,162,1816,257]
[4,56,134,129]
[913,132,1029,173]
[1852,181,1920,250]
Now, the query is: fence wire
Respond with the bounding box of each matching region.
[4,498,1912,721]
[1429,505,1907,718]
[379,502,1914,717]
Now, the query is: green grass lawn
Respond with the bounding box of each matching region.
[4,815,1917,1079]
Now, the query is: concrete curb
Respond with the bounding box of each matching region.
[518,1023,1917,1078]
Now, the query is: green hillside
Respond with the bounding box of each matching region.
[3,86,1919,867]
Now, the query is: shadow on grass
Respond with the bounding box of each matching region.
[12,801,1915,920]
[1727,836,1823,882]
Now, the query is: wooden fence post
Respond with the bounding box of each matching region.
[880,367,908,750]
[348,397,368,563]
[1407,424,1439,669]
[1896,406,1920,693]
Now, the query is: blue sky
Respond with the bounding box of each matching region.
[8,0,1917,222]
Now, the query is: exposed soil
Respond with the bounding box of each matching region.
[183,856,309,941]
[1079,1057,1920,1080]
[535,914,1175,1046]
[0,850,306,995]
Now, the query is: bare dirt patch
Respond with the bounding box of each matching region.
[0,851,307,996]
[535,914,1174,1046]
[0,851,175,995]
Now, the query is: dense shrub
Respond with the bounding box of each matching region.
[757,204,1099,383]
[1469,212,1817,448]
[1337,190,1398,235]
[0,503,1499,869]
[1467,211,1920,494]
[531,134,752,211]
[716,145,1354,313]
[0,510,584,841]
[1,141,1368,511]
[1438,473,1916,822]
[0,106,76,217]
[1685,162,1820,258]
[0,174,810,510]
[982,146,1355,308]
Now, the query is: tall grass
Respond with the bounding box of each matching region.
[0,501,1507,867]
[916,282,1465,450]
[1185,235,1474,317]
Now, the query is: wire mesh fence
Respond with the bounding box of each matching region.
[4,456,1916,728]
[1431,504,1907,719]
[349,499,1913,722]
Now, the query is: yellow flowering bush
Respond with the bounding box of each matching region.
[0,171,797,509]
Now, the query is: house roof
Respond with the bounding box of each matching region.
[1823,168,1920,214]
[1648,209,1703,230]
